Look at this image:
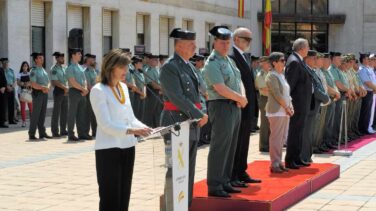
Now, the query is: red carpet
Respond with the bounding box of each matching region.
[329,133,376,153]
[190,161,339,211]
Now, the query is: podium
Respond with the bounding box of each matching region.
[140,120,193,211]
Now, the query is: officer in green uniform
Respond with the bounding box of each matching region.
[131,56,146,122]
[330,52,352,145]
[159,54,169,66]
[1,58,17,124]
[50,52,68,137]
[84,54,98,137]
[160,28,208,210]
[28,52,52,140]
[321,53,341,149]
[66,48,91,141]
[255,56,271,152]
[203,26,247,197]
[192,54,211,145]
[125,63,136,109]
[350,57,366,137]
[144,54,163,128]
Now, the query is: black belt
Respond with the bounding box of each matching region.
[208,99,237,105]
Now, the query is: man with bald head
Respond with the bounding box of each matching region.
[229,27,261,186]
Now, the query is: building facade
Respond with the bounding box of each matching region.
[0,0,253,72]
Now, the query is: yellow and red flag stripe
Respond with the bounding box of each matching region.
[263,0,272,55]
[238,0,244,18]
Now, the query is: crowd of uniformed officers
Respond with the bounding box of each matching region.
[2,25,376,208]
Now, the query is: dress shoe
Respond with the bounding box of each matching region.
[255,126,260,130]
[250,129,257,133]
[223,184,241,193]
[295,160,311,167]
[259,148,269,152]
[285,162,300,169]
[208,190,231,198]
[29,135,38,140]
[270,166,283,173]
[60,131,68,136]
[40,134,52,139]
[240,177,262,183]
[313,148,323,154]
[9,121,17,125]
[230,180,248,188]
[79,135,93,140]
[68,136,79,141]
[52,134,61,138]
[279,165,289,172]
[319,146,330,153]
[326,143,338,150]
[0,124,9,128]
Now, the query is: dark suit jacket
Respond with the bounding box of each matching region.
[229,47,257,120]
[0,68,6,89]
[285,52,313,114]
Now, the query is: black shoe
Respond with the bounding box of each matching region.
[68,136,79,141]
[9,121,17,125]
[52,134,61,138]
[285,162,300,169]
[255,126,260,130]
[326,143,338,150]
[240,176,262,183]
[279,165,289,172]
[60,131,68,136]
[223,184,241,193]
[0,124,9,128]
[313,149,323,154]
[29,135,38,140]
[319,146,330,152]
[78,135,93,140]
[230,180,248,188]
[250,129,257,133]
[295,160,311,167]
[208,190,231,198]
[40,134,52,139]
[259,148,269,152]
[270,167,284,173]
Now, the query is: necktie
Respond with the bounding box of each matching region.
[243,53,251,66]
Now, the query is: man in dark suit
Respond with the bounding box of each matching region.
[0,67,8,128]
[229,27,261,185]
[284,38,312,169]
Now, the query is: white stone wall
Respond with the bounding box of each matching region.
[1,0,253,72]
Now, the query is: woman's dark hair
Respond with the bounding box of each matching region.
[100,48,131,86]
[268,52,285,68]
[19,61,30,73]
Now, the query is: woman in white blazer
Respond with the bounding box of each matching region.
[90,49,152,211]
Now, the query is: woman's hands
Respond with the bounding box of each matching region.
[127,127,153,137]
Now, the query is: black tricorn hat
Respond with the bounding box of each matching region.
[69,48,82,54]
[52,52,64,57]
[209,25,232,40]
[131,56,143,63]
[159,55,169,60]
[330,51,342,57]
[307,50,318,57]
[323,53,330,58]
[169,28,196,40]
[31,52,43,60]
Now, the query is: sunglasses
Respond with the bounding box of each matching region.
[239,36,253,42]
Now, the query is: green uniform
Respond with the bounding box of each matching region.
[329,64,348,144]
[66,63,88,138]
[144,66,163,128]
[160,53,204,210]
[313,69,329,150]
[126,64,136,108]
[203,50,242,192]
[132,69,146,122]
[84,67,98,136]
[255,69,270,151]
[322,69,338,146]
[50,64,68,136]
[28,66,49,137]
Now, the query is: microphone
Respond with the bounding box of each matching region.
[129,68,181,131]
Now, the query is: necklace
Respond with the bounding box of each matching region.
[110,83,125,104]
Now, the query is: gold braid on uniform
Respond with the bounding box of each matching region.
[111,83,126,104]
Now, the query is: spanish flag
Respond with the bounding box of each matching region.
[238,0,244,18]
[263,0,272,55]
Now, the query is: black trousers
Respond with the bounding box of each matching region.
[359,91,373,133]
[0,92,7,124]
[232,119,252,180]
[285,112,308,164]
[7,90,15,122]
[96,147,135,211]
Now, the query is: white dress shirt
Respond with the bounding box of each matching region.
[90,82,147,150]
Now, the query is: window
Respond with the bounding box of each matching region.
[270,0,329,52]
[136,14,145,45]
[31,1,45,56]
[31,26,45,55]
[103,10,113,54]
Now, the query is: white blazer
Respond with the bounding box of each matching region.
[90,82,146,150]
